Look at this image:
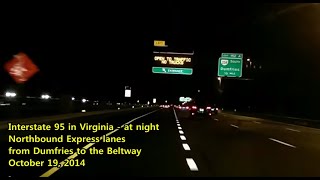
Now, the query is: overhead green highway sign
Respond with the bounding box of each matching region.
[152,67,193,75]
[221,53,243,59]
[179,97,192,102]
[217,57,243,77]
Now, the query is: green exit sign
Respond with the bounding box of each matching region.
[221,53,243,59]
[152,67,193,75]
[179,97,192,102]
[218,57,243,77]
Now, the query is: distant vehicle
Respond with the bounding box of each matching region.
[160,105,170,108]
[189,100,218,118]
[180,106,189,110]
[178,102,192,110]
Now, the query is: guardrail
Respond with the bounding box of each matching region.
[0,97,155,121]
[223,110,320,129]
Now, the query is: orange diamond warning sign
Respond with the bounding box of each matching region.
[4,52,39,84]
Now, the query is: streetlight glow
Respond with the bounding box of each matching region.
[41,94,51,99]
[5,92,16,98]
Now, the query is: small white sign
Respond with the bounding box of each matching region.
[125,89,131,97]
[221,59,229,66]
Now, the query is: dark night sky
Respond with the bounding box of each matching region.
[0,2,320,116]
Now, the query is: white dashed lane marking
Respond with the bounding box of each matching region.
[182,143,191,151]
[269,138,297,148]
[286,128,301,132]
[173,108,199,172]
[180,135,187,140]
[186,158,199,171]
[230,124,239,128]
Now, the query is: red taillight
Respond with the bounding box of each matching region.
[206,107,211,110]
[192,106,197,109]
[179,107,181,109]
[186,107,190,110]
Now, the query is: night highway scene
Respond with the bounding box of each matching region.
[1,2,320,177]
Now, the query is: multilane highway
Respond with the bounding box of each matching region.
[2,106,320,177]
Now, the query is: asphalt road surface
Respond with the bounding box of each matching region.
[2,107,320,177]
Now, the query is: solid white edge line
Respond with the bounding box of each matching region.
[40,109,159,177]
[125,110,158,125]
[214,118,219,121]
[83,142,95,150]
[230,124,239,128]
[182,143,191,151]
[173,108,179,120]
[286,128,301,132]
[186,158,199,171]
[254,121,261,124]
[269,138,297,148]
[67,153,78,160]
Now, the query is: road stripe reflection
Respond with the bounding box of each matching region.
[186,158,199,171]
[269,138,296,148]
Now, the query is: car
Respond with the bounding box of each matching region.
[177,102,191,110]
[189,102,218,118]
[181,105,190,110]
[211,107,219,114]
[161,105,170,108]
[189,104,210,117]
